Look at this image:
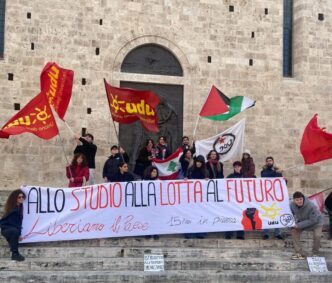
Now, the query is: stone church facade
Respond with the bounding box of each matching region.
[0,0,331,194]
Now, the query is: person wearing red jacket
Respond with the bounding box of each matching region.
[66,153,89,187]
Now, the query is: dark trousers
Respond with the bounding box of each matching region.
[1,227,20,254]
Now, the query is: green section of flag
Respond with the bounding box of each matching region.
[205,96,252,121]
[167,161,177,172]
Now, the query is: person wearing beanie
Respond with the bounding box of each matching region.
[290,191,324,259]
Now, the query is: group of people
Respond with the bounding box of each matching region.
[0,132,330,261]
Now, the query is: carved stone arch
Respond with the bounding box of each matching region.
[107,36,195,174]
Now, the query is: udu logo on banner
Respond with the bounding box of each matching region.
[21,178,294,243]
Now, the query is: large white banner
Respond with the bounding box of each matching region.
[21,178,295,243]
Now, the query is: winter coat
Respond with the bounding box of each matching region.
[261,166,282,178]
[290,197,324,230]
[66,165,89,187]
[0,205,23,232]
[74,137,97,169]
[103,153,129,181]
[227,172,243,179]
[206,161,224,179]
[110,171,134,182]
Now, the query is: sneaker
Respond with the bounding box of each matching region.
[291,253,305,260]
[11,253,25,261]
[275,235,284,240]
[225,235,232,240]
[263,235,269,240]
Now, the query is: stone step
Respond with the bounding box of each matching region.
[1,246,331,259]
[1,235,329,249]
[0,270,331,283]
[0,257,331,272]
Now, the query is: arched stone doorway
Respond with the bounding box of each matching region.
[119,44,184,169]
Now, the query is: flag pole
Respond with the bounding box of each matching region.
[63,120,75,136]
[193,86,214,140]
[103,78,125,162]
[193,116,200,140]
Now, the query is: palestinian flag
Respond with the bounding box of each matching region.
[199,85,255,121]
[152,147,183,180]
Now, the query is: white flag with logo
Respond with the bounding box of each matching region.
[195,118,245,162]
[152,147,183,180]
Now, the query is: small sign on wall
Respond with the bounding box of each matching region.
[144,254,165,272]
[307,257,328,272]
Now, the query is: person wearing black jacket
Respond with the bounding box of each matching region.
[103,145,129,182]
[325,191,332,240]
[206,150,224,179]
[110,162,134,182]
[225,161,245,240]
[0,189,26,261]
[74,133,97,185]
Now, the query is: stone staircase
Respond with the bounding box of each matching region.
[0,190,331,283]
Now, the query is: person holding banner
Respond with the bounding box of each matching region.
[260,156,284,240]
[225,161,245,240]
[66,153,89,187]
[179,149,194,179]
[0,189,26,261]
[185,155,208,239]
[110,162,134,182]
[206,150,224,179]
[290,191,324,259]
[143,166,159,181]
[74,133,97,185]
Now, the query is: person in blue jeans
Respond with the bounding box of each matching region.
[261,156,284,240]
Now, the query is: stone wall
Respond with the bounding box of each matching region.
[0,0,331,194]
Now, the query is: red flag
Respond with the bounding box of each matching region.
[0,92,59,140]
[104,79,160,132]
[199,85,229,117]
[308,192,325,213]
[40,62,74,120]
[300,114,332,164]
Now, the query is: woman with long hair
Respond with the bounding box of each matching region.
[110,162,134,182]
[241,149,256,178]
[185,155,208,239]
[134,139,156,178]
[206,150,224,179]
[143,166,159,181]
[0,189,26,261]
[179,149,194,179]
[66,153,90,187]
[155,136,170,160]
